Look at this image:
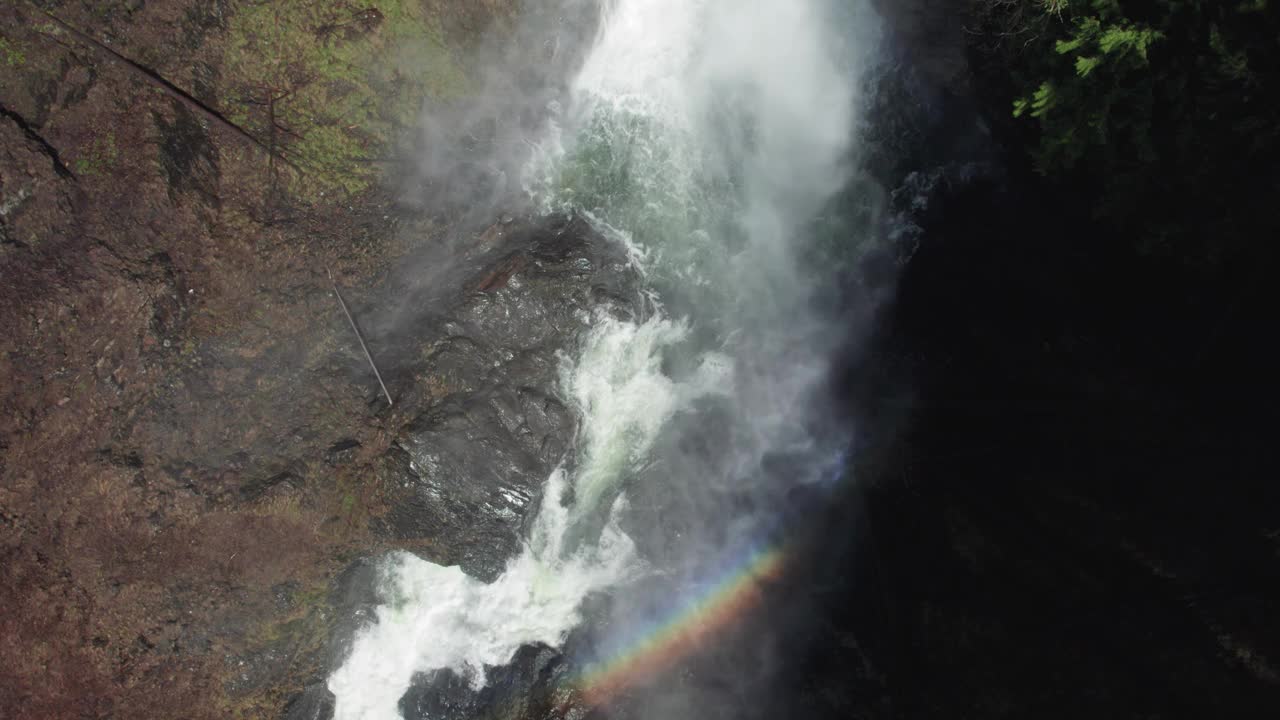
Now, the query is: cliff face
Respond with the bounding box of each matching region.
[870,0,969,94]
[832,2,1280,717]
[0,2,609,717]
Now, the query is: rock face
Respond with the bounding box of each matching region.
[870,0,969,93]
[1,1,627,717]
[372,213,641,582]
[398,644,578,720]
[285,215,640,719]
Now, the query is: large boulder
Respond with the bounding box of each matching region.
[397,644,578,720]
[289,214,639,720]
[372,213,642,582]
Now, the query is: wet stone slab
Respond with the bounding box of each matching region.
[371,213,643,582]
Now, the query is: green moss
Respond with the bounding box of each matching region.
[0,36,26,67]
[340,488,357,515]
[333,471,367,534]
[221,1,467,201]
[73,133,118,176]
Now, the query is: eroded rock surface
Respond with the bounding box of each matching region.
[399,643,578,720]
[286,215,640,720]
[372,214,642,582]
[0,2,611,717]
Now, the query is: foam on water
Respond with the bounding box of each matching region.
[330,308,719,720]
[327,473,633,717]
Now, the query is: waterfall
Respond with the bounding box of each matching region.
[330,2,878,718]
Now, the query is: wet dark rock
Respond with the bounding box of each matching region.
[400,669,481,720]
[153,99,220,206]
[268,559,382,720]
[372,213,642,582]
[399,644,576,720]
[870,0,969,94]
[308,213,634,716]
[326,557,383,672]
[325,438,361,467]
[240,468,302,501]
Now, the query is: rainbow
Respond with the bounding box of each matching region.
[573,544,789,707]
[566,454,846,709]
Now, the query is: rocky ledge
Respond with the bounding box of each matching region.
[281,213,642,719]
[371,213,642,581]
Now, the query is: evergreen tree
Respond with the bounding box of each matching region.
[982,0,1280,262]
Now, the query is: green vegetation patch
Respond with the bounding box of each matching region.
[0,35,26,67]
[980,0,1280,260]
[73,132,119,176]
[1011,2,1165,173]
[222,0,467,201]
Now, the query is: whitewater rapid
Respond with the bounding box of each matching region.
[330,2,875,718]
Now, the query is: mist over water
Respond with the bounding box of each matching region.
[330,1,881,718]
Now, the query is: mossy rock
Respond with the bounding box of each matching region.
[221,0,467,201]
[0,35,26,68]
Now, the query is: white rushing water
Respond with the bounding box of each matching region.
[329,312,698,720]
[330,2,875,718]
